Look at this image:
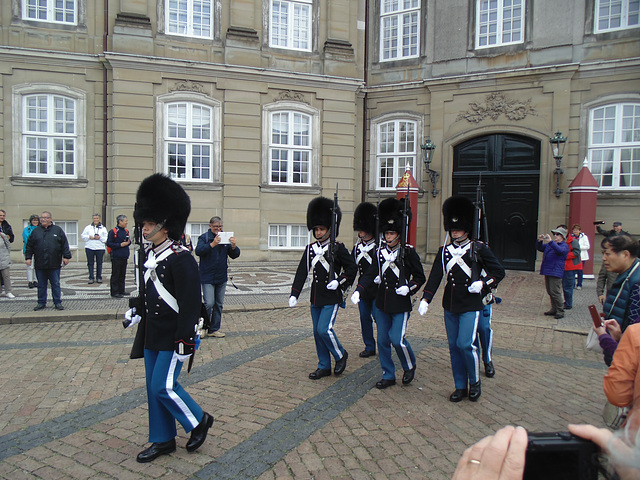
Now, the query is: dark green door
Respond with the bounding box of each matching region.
[452,134,540,271]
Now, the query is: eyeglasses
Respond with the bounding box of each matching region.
[211,224,223,228]
[40,216,52,219]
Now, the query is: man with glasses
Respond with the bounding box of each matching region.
[195,216,240,338]
[24,211,72,311]
[536,227,570,320]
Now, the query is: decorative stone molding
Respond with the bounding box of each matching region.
[457,93,536,123]
[226,26,259,42]
[274,90,308,104]
[115,12,151,27]
[170,80,207,94]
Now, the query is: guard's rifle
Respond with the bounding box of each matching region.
[398,185,410,286]
[124,208,147,359]
[471,176,484,282]
[327,184,339,281]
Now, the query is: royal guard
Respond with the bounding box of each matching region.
[351,197,425,389]
[419,196,505,403]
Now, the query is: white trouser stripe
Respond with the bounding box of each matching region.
[167,353,199,429]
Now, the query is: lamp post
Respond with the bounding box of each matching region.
[421,138,439,198]
[549,131,567,198]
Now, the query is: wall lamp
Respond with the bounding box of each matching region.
[421,138,439,198]
[549,131,567,198]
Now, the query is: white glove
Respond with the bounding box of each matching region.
[326,280,339,290]
[374,275,381,285]
[350,291,361,304]
[124,308,141,328]
[395,285,410,296]
[288,296,298,307]
[175,353,191,363]
[468,280,483,294]
[418,299,429,316]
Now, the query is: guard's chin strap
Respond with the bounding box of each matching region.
[144,221,165,240]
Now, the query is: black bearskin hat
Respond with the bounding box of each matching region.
[306,196,341,236]
[134,173,191,240]
[442,196,474,233]
[353,202,377,234]
[378,197,411,234]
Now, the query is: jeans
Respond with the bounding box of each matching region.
[444,310,481,388]
[375,309,415,380]
[310,304,345,370]
[202,282,227,332]
[35,268,62,306]
[562,270,575,308]
[86,248,104,280]
[357,298,377,352]
[575,261,585,287]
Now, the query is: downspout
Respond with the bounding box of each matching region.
[360,0,369,202]
[101,0,109,221]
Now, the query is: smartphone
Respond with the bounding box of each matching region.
[524,432,599,480]
[588,304,603,328]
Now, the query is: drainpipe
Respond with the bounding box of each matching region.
[101,0,109,222]
[360,0,369,202]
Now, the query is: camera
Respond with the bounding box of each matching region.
[524,432,600,480]
[593,220,606,225]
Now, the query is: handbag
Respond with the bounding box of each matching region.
[602,401,629,430]
[585,329,603,353]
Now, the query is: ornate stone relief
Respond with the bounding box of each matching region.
[170,80,207,94]
[275,90,308,104]
[457,93,536,123]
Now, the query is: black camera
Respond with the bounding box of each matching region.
[593,220,606,225]
[524,432,600,480]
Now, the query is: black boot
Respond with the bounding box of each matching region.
[136,439,176,463]
[484,361,495,378]
[186,412,214,452]
[449,388,468,402]
[469,381,482,402]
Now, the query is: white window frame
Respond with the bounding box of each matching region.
[588,102,640,190]
[13,84,86,182]
[594,0,639,33]
[269,0,313,51]
[268,224,309,250]
[371,115,421,191]
[55,221,78,249]
[262,102,320,188]
[379,0,420,62]
[165,0,214,39]
[22,0,77,25]
[475,0,525,49]
[156,92,222,184]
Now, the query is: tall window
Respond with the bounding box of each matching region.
[166,0,213,38]
[23,0,77,24]
[376,119,417,189]
[23,94,77,178]
[380,0,420,61]
[165,102,213,181]
[269,111,312,185]
[476,0,524,48]
[187,223,210,242]
[269,224,308,249]
[270,0,312,51]
[595,0,639,33]
[589,103,640,189]
[56,221,78,248]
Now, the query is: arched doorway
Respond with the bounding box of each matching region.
[452,133,540,271]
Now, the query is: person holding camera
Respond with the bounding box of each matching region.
[107,215,131,298]
[537,228,570,320]
[81,214,108,284]
[597,221,630,237]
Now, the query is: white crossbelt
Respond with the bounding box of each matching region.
[381,248,400,279]
[356,242,376,265]
[311,243,331,273]
[144,248,179,313]
[445,243,473,278]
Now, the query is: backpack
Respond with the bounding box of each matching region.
[107,227,128,254]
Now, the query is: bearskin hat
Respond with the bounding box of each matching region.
[134,173,191,240]
[442,196,474,233]
[306,196,341,236]
[378,197,411,234]
[353,202,377,234]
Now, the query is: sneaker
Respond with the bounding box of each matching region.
[207,330,226,338]
[88,279,95,284]
[554,313,564,319]
[33,304,46,311]
[575,286,582,290]
[5,293,15,299]
[96,278,102,284]
[54,304,65,311]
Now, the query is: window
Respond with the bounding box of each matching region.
[476,0,524,49]
[187,222,210,241]
[380,0,420,61]
[270,0,312,51]
[164,102,214,181]
[595,0,639,33]
[56,221,78,248]
[269,111,312,185]
[23,0,77,24]
[375,119,418,190]
[23,94,77,178]
[589,103,640,189]
[269,224,308,249]
[166,0,213,38]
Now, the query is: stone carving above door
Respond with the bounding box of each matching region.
[457,93,536,123]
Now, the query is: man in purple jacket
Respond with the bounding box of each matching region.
[537,227,570,319]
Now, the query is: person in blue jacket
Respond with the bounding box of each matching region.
[22,214,39,289]
[537,227,570,320]
[195,216,240,338]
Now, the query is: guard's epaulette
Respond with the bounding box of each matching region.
[171,243,189,253]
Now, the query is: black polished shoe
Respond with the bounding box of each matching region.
[484,362,495,378]
[375,379,396,389]
[469,381,482,402]
[359,350,376,358]
[402,366,416,385]
[111,294,123,298]
[28,282,35,289]
[33,304,46,311]
[449,388,468,403]
[334,350,348,375]
[186,412,214,452]
[309,368,332,380]
[136,439,176,463]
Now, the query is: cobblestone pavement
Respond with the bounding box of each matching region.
[0,262,608,479]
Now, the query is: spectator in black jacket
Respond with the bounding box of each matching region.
[107,215,131,298]
[25,211,72,311]
[0,209,16,298]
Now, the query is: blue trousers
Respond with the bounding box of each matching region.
[310,304,345,370]
[35,268,62,306]
[85,248,104,280]
[444,310,481,389]
[375,310,416,380]
[202,282,226,332]
[474,304,493,364]
[358,298,377,352]
[144,349,203,443]
[562,270,575,308]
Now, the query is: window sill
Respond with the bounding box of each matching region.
[11,177,88,188]
[260,184,322,195]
